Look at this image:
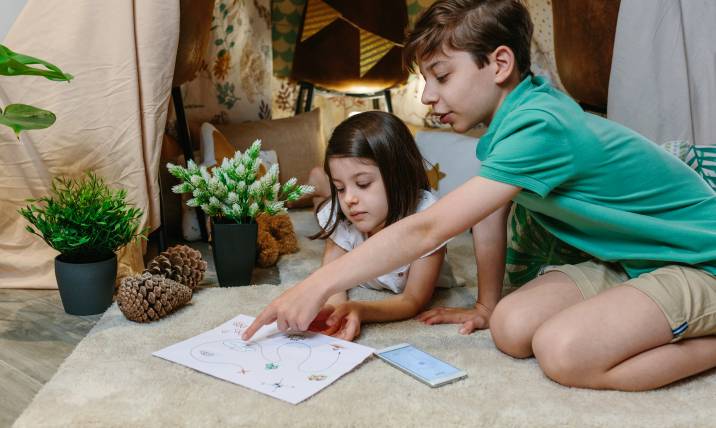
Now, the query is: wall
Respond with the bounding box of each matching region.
[0,0,27,41]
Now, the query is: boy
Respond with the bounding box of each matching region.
[244,0,716,391]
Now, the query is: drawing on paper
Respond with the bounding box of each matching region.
[153,314,375,404]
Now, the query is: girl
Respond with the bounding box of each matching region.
[305,111,451,341]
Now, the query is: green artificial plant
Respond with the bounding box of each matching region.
[167,139,314,224]
[0,44,73,137]
[19,172,146,263]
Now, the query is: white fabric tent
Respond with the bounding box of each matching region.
[608,0,716,147]
[0,0,179,288]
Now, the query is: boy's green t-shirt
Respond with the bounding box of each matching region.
[477,75,716,278]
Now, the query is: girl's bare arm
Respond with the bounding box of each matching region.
[351,248,445,322]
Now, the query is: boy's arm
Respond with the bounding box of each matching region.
[416,203,509,333]
[474,202,510,311]
[324,248,445,341]
[320,238,348,306]
[244,177,521,339]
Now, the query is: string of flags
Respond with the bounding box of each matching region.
[300,0,404,77]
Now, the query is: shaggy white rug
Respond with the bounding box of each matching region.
[13,211,716,427]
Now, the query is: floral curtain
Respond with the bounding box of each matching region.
[182,0,273,126]
[177,0,564,135]
[523,0,565,91]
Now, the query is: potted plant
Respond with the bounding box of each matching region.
[19,172,145,315]
[167,139,313,286]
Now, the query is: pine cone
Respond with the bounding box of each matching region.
[117,273,192,323]
[144,245,208,290]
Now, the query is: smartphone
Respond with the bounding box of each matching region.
[375,343,467,388]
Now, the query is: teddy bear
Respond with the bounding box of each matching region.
[255,212,300,267]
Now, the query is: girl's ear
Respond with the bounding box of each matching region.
[491,45,517,85]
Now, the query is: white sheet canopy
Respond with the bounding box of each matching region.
[608,0,716,147]
[0,0,179,288]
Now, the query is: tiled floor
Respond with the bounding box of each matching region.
[0,240,281,428]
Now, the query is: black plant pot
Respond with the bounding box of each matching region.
[211,218,258,287]
[54,254,117,316]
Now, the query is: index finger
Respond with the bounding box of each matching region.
[242,308,277,341]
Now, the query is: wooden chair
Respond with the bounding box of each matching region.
[551,0,621,113]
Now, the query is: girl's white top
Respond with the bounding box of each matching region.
[317,190,457,293]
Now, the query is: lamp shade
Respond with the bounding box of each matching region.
[290,0,409,93]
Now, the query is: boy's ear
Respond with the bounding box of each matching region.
[491,45,517,85]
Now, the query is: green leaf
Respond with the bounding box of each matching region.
[214,39,224,46]
[0,44,73,81]
[226,25,234,33]
[18,171,146,260]
[0,103,56,136]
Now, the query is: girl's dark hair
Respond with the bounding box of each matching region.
[312,111,429,240]
[403,0,533,77]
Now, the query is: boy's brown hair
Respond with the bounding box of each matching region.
[403,0,533,76]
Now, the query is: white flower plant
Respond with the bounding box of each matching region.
[167,140,314,224]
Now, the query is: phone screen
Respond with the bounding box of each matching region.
[379,345,462,380]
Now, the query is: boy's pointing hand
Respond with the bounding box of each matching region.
[242,306,278,341]
[242,282,325,341]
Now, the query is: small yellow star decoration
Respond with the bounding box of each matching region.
[426,163,446,191]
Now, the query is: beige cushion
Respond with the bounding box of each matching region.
[214,109,325,207]
[406,125,486,197]
[415,130,484,198]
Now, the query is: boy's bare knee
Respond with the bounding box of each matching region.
[532,323,601,388]
[490,300,535,359]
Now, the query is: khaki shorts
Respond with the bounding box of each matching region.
[541,261,716,342]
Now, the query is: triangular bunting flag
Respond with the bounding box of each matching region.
[359,29,394,77]
[300,0,341,42]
